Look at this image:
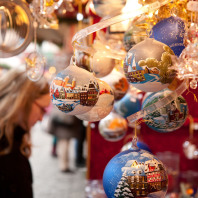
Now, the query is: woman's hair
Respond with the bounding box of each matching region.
[0,68,49,157]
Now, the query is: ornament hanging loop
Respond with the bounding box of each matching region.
[70,55,77,66]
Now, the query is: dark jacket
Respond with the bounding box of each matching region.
[0,126,33,198]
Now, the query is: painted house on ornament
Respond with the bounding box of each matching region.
[121,159,168,197]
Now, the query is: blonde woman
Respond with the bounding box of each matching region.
[0,69,51,198]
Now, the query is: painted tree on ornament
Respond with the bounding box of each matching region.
[114,172,134,198]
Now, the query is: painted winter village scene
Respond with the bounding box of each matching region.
[103,149,168,198]
[123,39,177,92]
[50,68,100,115]
[142,89,188,132]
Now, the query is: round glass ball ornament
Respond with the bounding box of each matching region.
[142,89,188,132]
[114,92,141,118]
[123,38,176,92]
[50,64,99,115]
[183,138,198,160]
[103,138,168,198]
[101,69,129,101]
[150,16,186,57]
[93,0,126,18]
[91,51,115,78]
[25,51,46,81]
[0,0,33,58]
[76,79,114,122]
[99,111,128,142]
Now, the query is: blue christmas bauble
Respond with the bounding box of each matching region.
[124,38,176,92]
[103,139,168,198]
[150,16,186,57]
[142,89,188,132]
[114,93,141,118]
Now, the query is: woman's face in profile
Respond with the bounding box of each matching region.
[28,94,51,128]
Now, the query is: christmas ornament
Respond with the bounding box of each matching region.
[93,0,126,18]
[99,111,128,142]
[25,51,46,81]
[142,89,188,132]
[172,42,198,81]
[183,139,198,160]
[183,116,198,160]
[0,0,33,58]
[150,16,186,57]
[91,51,115,78]
[123,38,176,92]
[114,92,141,118]
[101,69,129,101]
[76,79,114,122]
[103,138,168,198]
[50,64,100,115]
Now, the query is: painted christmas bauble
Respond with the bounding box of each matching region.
[114,93,141,118]
[142,89,188,132]
[150,16,186,57]
[76,79,114,122]
[123,38,176,92]
[101,69,129,100]
[50,64,99,115]
[91,51,115,78]
[93,0,126,18]
[103,138,168,198]
[99,111,128,142]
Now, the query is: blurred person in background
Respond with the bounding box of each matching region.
[48,107,86,172]
[0,69,50,198]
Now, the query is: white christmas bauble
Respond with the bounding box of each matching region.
[91,51,115,78]
[76,79,114,122]
[101,68,129,101]
[124,38,176,92]
[50,64,99,115]
[99,111,128,142]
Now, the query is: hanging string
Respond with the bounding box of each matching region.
[189,115,194,139]
[33,20,38,52]
[186,87,198,103]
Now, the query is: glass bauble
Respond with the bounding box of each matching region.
[0,0,33,58]
[114,92,141,118]
[103,138,168,198]
[50,64,99,115]
[101,69,129,101]
[150,16,186,57]
[99,111,128,142]
[93,0,126,18]
[142,89,188,132]
[124,38,176,92]
[183,138,198,160]
[26,51,46,81]
[76,79,114,122]
[91,51,115,78]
